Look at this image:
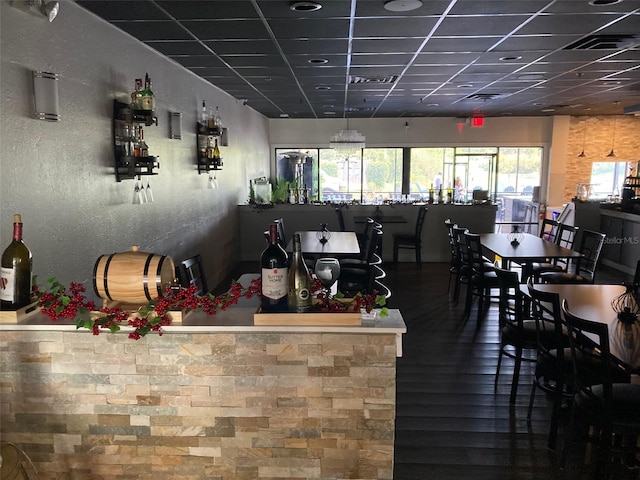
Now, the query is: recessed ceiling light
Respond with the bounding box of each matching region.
[426,103,439,107]
[323,111,337,115]
[279,113,290,118]
[315,85,331,90]
[541,108,556,112]
[499,55,523,61]
[290,1,322,12]
[589,0,623,6]
[456,84,473,88]
[383,0,423,12]
[308,58,329,65]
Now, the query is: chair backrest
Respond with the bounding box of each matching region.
[179,254,208,296]
[455,227,471,269]
[555,223,578,249]
[414,207,428,238]
[527,279,567,366]
[575,230,606,282]
[634,259,640,287]
[539,218,559,242]
[444,219,460,267]
[334,207,346,231]
[463,231,489,273]
[561,299,614,409]
[495,267,525,330]
[274,218,286,249]
[359,217,374,248]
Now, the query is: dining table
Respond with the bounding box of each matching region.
[480,232,583,281]
[527,283,640,375]
[287,231,360,257]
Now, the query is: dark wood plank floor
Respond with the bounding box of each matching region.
[216,261,636,480]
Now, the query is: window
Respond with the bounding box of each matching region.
[590,161,629,199]
[275,146,543,205]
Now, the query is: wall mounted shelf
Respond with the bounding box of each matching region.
[196,122,224,173]
[113,99,159,182]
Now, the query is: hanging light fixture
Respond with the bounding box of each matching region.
[577,117,587,157]
[607,117,617,157]
[330,118,366,159]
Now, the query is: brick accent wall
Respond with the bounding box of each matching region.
[0,330,398,479]
[565,115,640,201]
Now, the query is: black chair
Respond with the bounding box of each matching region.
[338,228,383,296]
[335,207,346,232]
[178,254,208,296]
[541,230,606,284]
[445,219,462,301]
[462,231,499,321]
[633,259,640,286]
[529,223,578,282]
[393,206,428,264]
[494,267,538,406]
[560,300,638,475]
[357,217,374,251]
[526,281,573,450]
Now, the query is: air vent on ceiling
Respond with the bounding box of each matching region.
[345,106,376,113]
[349,75,398,84]
[564,34,637,50]
[465,93,503,101]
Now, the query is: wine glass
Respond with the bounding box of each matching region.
[139,177,148,204]
[145,179,154,202]
[132,177,142,204]
[314,258,340,301]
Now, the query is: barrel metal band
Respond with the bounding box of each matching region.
[102,255,114,301]
[142,255,152,300]
[155,256,167,297]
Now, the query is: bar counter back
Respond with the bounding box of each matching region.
[0,302,405,480]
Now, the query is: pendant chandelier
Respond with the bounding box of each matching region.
[330,119,365,159]
[607,117,617,158]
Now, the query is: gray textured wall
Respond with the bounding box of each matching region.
[0,1,271,300]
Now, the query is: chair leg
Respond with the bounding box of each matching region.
[510,347,523,406]
[495,347,503,392]
[416,246,421,265]
[548,380,564,450]
[527,380,537,422]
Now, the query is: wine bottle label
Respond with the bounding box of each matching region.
[0,266,15,301]
[297,288,310,301]
[261,267,288,300]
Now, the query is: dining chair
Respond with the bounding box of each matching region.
[494,267,538,406]
[633,259,640,286]
[462,231,499,321]
[526,280,573,450]
[178,254,208,296]
[529,223,579,282]
[392,206,428,264]
[541,230,606,284]
[444,219,463,301]
[357,217,374,251]
[338,228,383,296]
[560,300,638,475]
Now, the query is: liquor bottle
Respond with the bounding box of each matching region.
[428,183,434,204]
[200,100,207,126]
[1,214,33,310]
[260,223,289,312]
[208,107,215,129]
[214,106,222,129]
[288,233,312,313]
[140,73,155,111]
[131,79,143,109]
[139,127,149,157]
[133,126,142,157]
[212,138,221,161]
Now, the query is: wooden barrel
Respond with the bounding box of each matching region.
[93,246,176,304]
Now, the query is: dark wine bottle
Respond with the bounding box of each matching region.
[260,223,289,312]
[0,214,33,310]
[288,233,312,313]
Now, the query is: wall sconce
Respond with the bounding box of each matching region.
[32,70,60,121]
[169,111,182,139]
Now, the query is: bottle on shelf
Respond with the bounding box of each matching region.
[428,183,434,203]
[133,126,142,157]
[140,73,155,111]
[205,136,214,159]
[212,138,221,162]
[207,107,215,129]
[139,127,149,157]
[131,78,143,109]
[1,214,33,310]
[200,100,207,126]
[214,106,222,129]
[288,233,312,313]
[260,223,289,313]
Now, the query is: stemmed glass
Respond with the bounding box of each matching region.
[145,179,154,202]
[139,177,148,204]
[208,172,218,189]
[314,258,340,302]
[132,177,142,204]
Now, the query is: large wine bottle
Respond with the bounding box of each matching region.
[260,223,289,312]
[288,233,312,313]
[0,214,33,310]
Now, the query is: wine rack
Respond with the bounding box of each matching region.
[113,99,159,182]
[196,122,226,174]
